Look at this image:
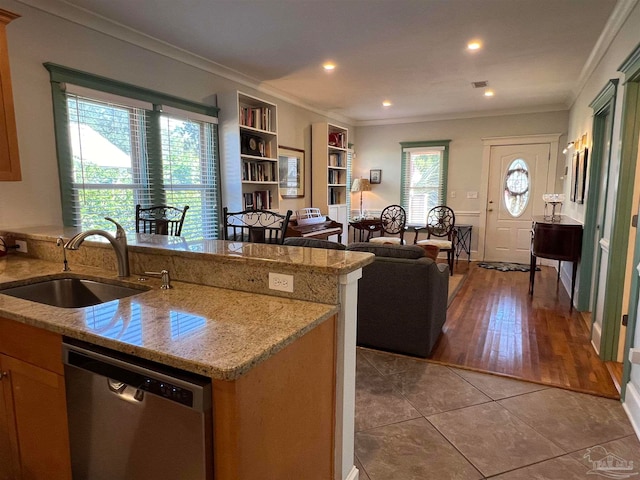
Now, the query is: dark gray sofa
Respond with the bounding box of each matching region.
[346,242,449,358]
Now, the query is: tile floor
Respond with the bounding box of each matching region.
[355,347,640,480]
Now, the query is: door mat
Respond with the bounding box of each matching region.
[478,262,540,272]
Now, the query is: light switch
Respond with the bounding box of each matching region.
[450,191,456,198]
[466,191,478,199]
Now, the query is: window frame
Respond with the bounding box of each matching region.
[400,140,450,226]
[45,63,221,239]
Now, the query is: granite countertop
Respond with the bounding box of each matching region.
[0,256,339,381]
[1,226,373,275]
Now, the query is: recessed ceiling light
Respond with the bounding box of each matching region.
[323,62,336,71]
[382,100,392,107]
[467,40,482,51]
[484,89,495,97]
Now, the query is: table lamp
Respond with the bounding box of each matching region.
[351,178,371,219]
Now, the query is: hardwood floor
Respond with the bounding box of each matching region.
[430,262,620,399]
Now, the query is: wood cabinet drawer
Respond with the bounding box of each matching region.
[0,318,63,375]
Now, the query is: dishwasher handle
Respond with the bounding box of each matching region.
[63,343,210,412]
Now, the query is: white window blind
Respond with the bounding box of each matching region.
[400,141,449,225]
[64,91,218,240]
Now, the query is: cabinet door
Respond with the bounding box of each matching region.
[328,204,348,244]
[0,366,20,480]
[0,354,72,480]
[0,11,21,181]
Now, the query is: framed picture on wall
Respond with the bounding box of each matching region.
[570,151,579,202]
[576,147,588,204]
[370,169,382,184]
[278,146,305,198]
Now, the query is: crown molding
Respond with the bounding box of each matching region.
[16,0,355,126]
[569,0,640,106]
[354,104,569,127]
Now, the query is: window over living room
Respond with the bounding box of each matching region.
[45,64,221,241]
[400,140,450,225]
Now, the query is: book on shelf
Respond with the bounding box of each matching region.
[253,190,271,210]
[243,192,255,210]
[239,106,272,131]
[329,153,343,167]
[329,187,343,205]
[243,161,276,182]
[328,169,343,184]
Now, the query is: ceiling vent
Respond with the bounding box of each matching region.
[471,80,489,88]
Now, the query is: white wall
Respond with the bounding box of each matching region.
[354,111,569,251]
[0,0,349,228]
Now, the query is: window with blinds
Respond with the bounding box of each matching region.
[400,140,450,225]
[46,64,220,241]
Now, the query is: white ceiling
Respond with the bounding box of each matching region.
[34,0,621,123]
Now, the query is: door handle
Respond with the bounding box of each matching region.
[0,371,8,380]
[488,209,494,212]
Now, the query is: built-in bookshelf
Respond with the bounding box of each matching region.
[312,122,349,243]
[219,91,279,212]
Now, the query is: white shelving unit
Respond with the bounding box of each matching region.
[312,122,349,243]
[218,91,279,212]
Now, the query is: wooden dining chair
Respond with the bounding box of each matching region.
[223,207,293,244]
[135,204,189,236]
[368,205,407,245]
[414,205,456,275]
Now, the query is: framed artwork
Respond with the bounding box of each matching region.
[576,147,588,204]
[570,151,579,202]
[278,145,305,198]
[370,169,382,184]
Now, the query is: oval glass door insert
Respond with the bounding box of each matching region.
[503,158,529,217]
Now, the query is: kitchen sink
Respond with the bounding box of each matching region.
[0,277,145,308]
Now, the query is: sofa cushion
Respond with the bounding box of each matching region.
[347,242,425,259]
[283,237,346,250]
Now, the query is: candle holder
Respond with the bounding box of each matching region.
[542,193,565,222]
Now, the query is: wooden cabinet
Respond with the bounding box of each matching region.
[213,316,336,480]
[0,318,72,480]
[312,122,350,242]
[219,91,279,211]
[0,9,21,181]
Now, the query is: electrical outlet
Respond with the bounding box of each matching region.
[14,239,27,253]
[269,272,294,292]
[450,191,456,198]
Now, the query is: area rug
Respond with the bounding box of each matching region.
[448,274,466,306]
[477,261,539,272]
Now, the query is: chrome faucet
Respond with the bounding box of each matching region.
[65,217,130,277]
[56,236,70,271]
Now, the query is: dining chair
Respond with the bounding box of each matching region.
[414,205,456,275]
[135,204,189,236]
[223,207,293,244]
[368,205,407,245]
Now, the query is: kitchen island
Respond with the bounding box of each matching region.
[0,229,373,480]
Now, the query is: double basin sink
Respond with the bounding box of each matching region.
[0,277,146,308]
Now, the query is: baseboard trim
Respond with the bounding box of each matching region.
[592,322,602,354]
[345,465,359,480]
[622,381,640,440]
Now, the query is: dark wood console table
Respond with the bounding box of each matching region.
[349,218,382,242]
[529,215,583,308]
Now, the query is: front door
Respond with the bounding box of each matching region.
[485,143,551,263]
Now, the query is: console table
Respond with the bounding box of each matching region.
[349,218,382,242]
[529,215,583,308]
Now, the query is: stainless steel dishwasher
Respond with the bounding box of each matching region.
[62,339,213,480]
